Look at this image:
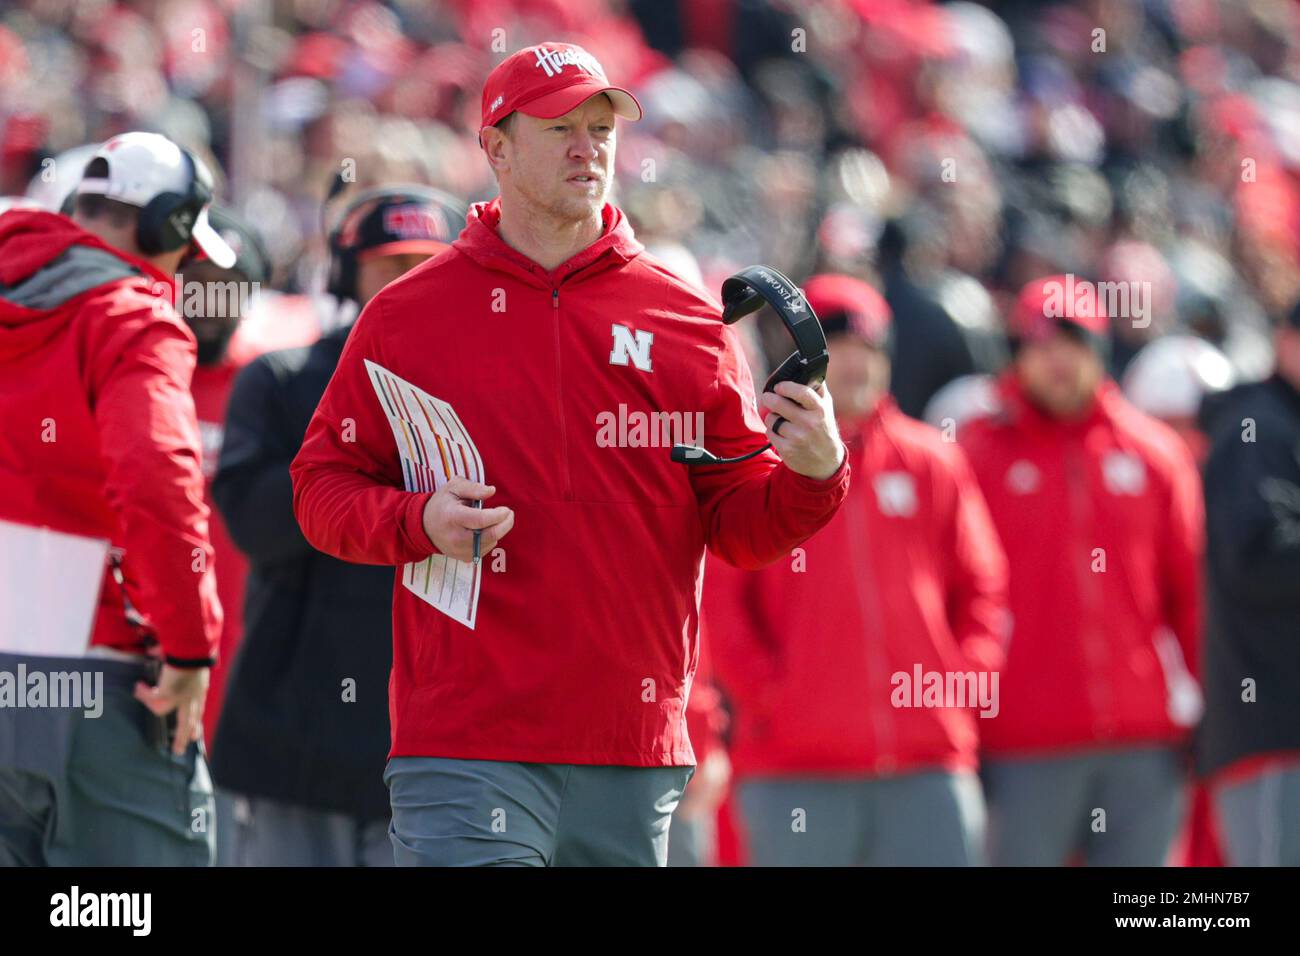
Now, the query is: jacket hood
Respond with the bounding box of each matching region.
[0,209,173,361]
[451,197,643,284]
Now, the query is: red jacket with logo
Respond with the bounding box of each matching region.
[0,210,221,662]
[290,199,850,766]
[708,398,1008,777]
[958,375,1204,756]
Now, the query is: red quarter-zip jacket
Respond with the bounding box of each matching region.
[958,374,1204,756]
[0,210,221,662]
[291,199,850,765]
[707,397,1008,777]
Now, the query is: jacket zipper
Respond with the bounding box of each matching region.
[551,285,572,500]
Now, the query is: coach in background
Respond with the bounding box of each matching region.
[0,132,232,865]
[960,275,1205,866]
[1198,298,1300,866]
[711,274,1008,866]
[210,185,464,866]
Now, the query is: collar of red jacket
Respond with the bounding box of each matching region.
[996,369,1120,434]
[0,209,175,294]
[452,196,643,285]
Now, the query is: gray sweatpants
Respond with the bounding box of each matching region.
[982,746,1185,866]
[385,756,693,866]
[737,769,987,866]
[0,654,214,867]
[220,792,393,867]
[1213,763,1300,866]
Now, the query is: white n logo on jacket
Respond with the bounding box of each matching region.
[609,324,654,372]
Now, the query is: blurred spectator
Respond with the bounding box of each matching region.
[960,275,1205,866]
[876,216,995,419]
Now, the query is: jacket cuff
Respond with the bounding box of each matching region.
[782,443,850,492]
[400,491,440,557]
[164,654,217,669]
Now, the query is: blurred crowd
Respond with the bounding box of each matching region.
[3,0,1296,380]
[3,0,1300,868]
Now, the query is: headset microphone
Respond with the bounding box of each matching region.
[671,265,829,467]
[669,443,775,465]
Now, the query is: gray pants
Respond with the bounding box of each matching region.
[385,756,693,866]
[737,770,987,866]
[0,655,213,866]
[220,792,393,866]
[1214,764,1300,866]
[982,746,1185,866]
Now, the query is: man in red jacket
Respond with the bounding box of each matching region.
[291,42,849,866]
[709,274,1008,865]
[0,132,230,865]
[960,275,1205,866]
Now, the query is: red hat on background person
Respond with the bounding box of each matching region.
[478,41,642,145]
[802,273,893,350]
[1010,273,1110,357]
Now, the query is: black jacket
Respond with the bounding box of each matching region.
[211,323,393,820]
[1197,374,1300,777]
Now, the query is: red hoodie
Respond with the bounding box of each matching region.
[708,397,1008,777]
[0,210,221,662]
[958,374,1204,756]
[291,199,850,766]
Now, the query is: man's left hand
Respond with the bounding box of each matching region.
[760,380,845,481]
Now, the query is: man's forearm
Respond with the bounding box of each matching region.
[702,457,850,570]
[291,461,434,567]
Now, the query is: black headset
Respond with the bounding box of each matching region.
[324,181,467,303]
[137,147,213,256]
[61,145,213,258]
[671,265,830,466]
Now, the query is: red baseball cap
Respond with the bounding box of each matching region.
[1011,274,1109,342]
[479,42,642,138]
[802,273,892,348]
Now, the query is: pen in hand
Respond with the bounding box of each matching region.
[472,499,483,565]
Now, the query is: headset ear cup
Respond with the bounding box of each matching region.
[720,278,763,324]
[328,246,357,302]
[137,192,193,255]
[763,351,806,394]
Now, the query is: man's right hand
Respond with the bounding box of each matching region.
[134,664,209,755]
[421,477,515,562]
